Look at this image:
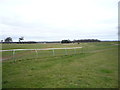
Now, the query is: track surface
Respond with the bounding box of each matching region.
[0,47,82,52]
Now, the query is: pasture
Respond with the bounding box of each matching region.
[2,42,119,88]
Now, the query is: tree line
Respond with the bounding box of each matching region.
[1,37,101,44]
[61,39,101,43]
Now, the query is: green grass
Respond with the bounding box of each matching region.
[2,41,118,50]
[2,42,119,88]
[2,43,81,50]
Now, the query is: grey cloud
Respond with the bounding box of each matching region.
[0,0,118,41]
[1,16,45,28]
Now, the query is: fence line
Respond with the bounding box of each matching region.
[2,47,82,61]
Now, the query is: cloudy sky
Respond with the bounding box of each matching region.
[0,0,119,41]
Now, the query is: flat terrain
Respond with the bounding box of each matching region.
[2,43,80,50]
[2,42,119,88]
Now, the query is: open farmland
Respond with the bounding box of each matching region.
[2,42,119,88]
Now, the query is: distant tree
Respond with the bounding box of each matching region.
[19,37,24,42]
[1,40,3,42]
[5,37,12,42]
[61,40,72,43]
[72,39,101,43]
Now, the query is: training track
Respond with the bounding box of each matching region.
[0,47,82,52]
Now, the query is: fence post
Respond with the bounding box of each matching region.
[35,49,38,57]
[82,48,84,53]
[79,48,81,53]
[13,50,15,61]
[52,49,55,56]
[74,48,76,54]
[65,48,68,55]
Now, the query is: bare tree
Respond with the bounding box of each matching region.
[19,37,24,42]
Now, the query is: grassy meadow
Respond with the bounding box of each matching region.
[2,42,119,88]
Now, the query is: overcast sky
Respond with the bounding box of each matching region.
[0,0,119,41]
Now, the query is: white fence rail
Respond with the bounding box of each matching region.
[1,47,82,52]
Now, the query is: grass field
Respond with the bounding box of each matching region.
[2,42,119,88]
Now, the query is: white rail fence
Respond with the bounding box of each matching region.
[1,47,82,61]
